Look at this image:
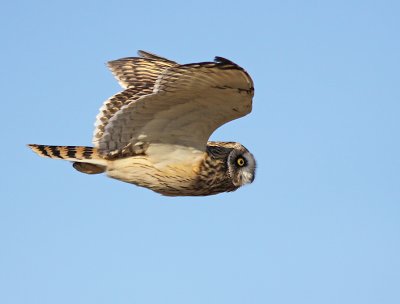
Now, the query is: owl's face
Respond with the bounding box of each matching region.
[227,146,256,187]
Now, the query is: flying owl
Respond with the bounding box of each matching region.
[28,51,256,196]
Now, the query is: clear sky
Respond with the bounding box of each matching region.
[1,0,399,303]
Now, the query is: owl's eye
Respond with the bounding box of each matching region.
[236,157,246,167]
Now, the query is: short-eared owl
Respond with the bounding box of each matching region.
[28,51,256,196]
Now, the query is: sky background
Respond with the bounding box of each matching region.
[1,0,399,303]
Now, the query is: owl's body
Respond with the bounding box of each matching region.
[107,144,206,196]
[29,51,256,196]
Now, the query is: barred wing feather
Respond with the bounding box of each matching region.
[107,50,176,89]
[93,51,176,146]
[98,57,254,154]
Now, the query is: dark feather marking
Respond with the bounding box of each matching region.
[83,147,93,159]
[212,85,234,90]
[37,145,50,157]
[214,56,236,65]
[48,146,62,158]
[67,147,76,158]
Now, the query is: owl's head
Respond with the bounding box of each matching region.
[227,144,256,187]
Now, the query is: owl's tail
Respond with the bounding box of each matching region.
[27,144,107,174]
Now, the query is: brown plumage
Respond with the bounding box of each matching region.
[28,145,100,161]
[28,51,256,196]
[27,144,106,174]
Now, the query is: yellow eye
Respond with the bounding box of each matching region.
[236,157,246,167]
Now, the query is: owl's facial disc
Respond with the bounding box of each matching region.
[228,148,256,187]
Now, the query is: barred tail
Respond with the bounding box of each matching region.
[27,144,107,174]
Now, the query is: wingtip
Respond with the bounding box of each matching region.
[214,56,236,65]
[137,50,160,58]
[137,50,175,62]
[137,50,148,57]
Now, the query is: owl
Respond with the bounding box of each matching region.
[28,50,256,196]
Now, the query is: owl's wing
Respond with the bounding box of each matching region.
[107,50,177,89]
[98,56,254,155]
[92,88,150,146]
[92,51,177,146]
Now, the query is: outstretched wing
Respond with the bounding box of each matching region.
[98,56,254,155]
[93,51,177,146]
[107,50,176,89]
[92,88,149,147]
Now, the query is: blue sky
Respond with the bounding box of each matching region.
[1,0,399,303]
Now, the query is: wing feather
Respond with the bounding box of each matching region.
[92,87,150,146]
[93,51,177,146]
[98,57,254,155]
[107,51,176,89]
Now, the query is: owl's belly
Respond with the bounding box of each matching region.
[105,155,205,196]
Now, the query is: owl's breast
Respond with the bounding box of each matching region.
[105,144,208,196]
